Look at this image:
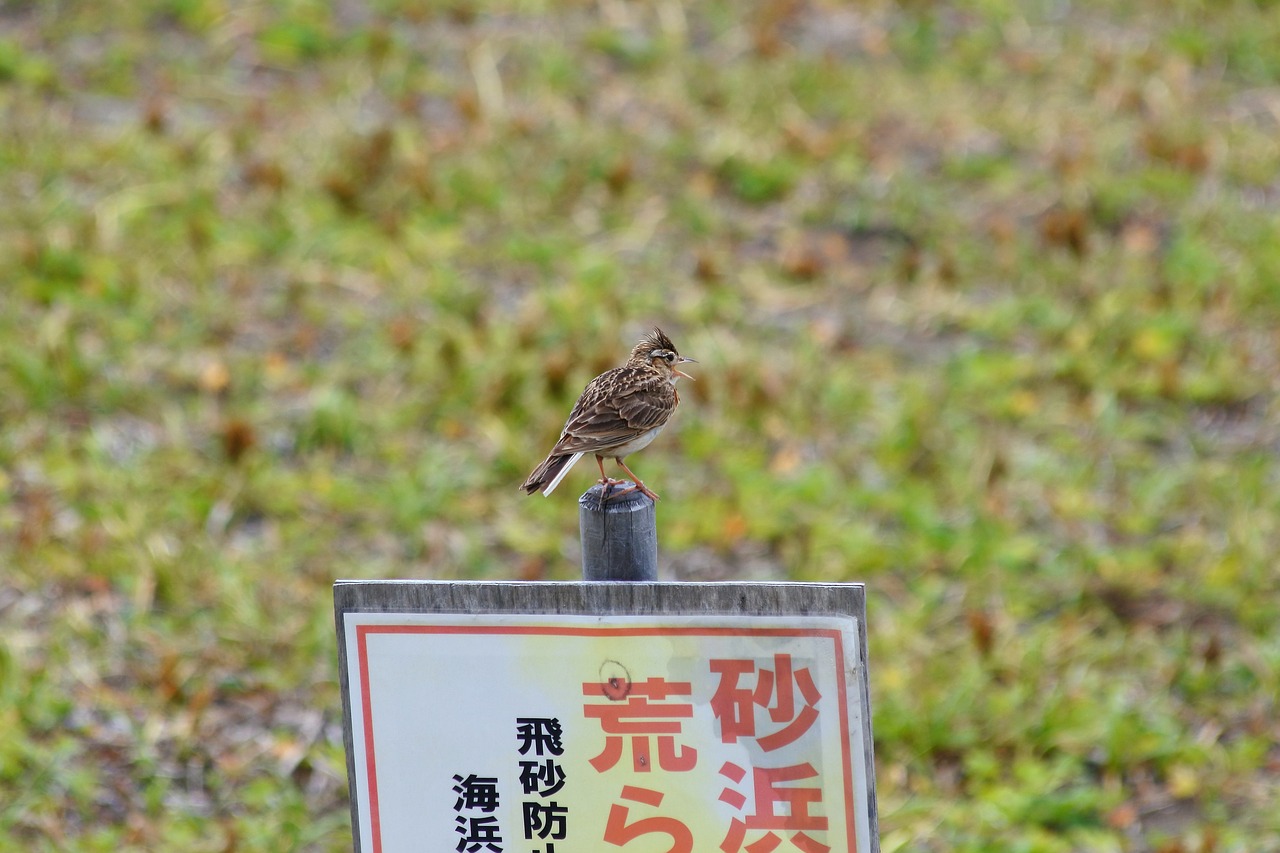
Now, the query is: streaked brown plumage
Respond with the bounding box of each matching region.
[521,328,696,502]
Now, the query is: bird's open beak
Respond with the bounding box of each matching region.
[676,356,697,381]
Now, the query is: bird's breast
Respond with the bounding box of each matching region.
[608,425,665,458]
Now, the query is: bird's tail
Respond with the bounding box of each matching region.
[520,451,585,496]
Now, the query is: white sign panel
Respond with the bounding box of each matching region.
[335,582,878,853]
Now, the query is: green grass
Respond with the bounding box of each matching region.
[3,0,1280,850]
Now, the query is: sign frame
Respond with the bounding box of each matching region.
[334,580,879,853]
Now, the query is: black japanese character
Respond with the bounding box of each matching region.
[516,717,564,756]
[452,774,501,813]
[522,801,569,841]
[455,814,504,853]
[518,759,567,797]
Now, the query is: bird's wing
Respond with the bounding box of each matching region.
[549,367,676,455]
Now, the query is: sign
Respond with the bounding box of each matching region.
[335,581,878,853]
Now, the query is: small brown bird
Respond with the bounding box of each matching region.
[521,328,696,502]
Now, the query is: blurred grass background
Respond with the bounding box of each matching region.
[3,0,1280,850]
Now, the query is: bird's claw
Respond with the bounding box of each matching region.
[603,480,660,504]
[594,476,627,510]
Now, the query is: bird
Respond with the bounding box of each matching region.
[521,328,696,503]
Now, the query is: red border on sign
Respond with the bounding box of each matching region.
[354,623,860,853]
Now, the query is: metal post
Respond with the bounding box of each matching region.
[578,482,658,581]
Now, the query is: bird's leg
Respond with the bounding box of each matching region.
[608,458,660,502]
[595,455,627,503]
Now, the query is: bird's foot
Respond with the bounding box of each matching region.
[606,480,660,503]
[594,476,628,508]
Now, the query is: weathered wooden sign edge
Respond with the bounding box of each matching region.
[333,580,878,853]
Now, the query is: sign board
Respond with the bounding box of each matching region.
[335,581,878,853]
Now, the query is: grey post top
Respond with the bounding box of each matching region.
[578,482,658,581]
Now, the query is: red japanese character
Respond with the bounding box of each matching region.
[717,762,830,853]
[583,676,698,773]
[708,654,822,750]
[604,785,693,853]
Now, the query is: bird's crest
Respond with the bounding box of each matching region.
[632,327,678,360]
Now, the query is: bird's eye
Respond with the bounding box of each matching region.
[664,352,676,363]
